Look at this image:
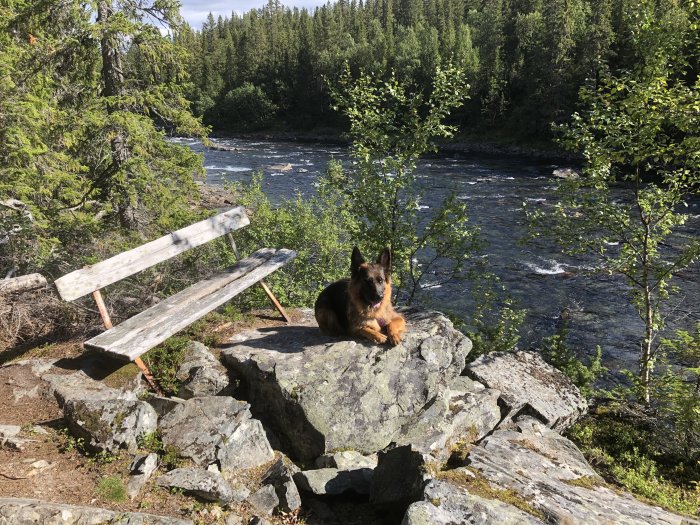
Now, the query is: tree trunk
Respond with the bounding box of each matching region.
[98,0,140,230]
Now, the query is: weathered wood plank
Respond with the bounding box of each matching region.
[84,248,296,361]
[0,273,47,294]
[54,207,250,301]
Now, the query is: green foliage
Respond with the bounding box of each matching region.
[142,336,190,395]
[568,406,700,517]
[219,82,278,130]
[233,168,356,308]
[463,270,525,359]
[0,0,207,277]
[540,322,606,398]
[328,63,481,303]
[528,2,700,401]
[96,475,127,503]
[655,323,700,461]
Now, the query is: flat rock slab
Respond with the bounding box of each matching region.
[0,497,192,524]
[294,467,374,496]
[221,309,472,460]
[157,468,235,504]
[467,417,699,525]
[403,479,545,525]
[159,396,274,472]
[467,351,587,431]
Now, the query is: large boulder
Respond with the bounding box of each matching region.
[221,309,472,460]
[159,396,274,472]
[63,396,157,454]
[394,376,501,461]
[467,416,698,524]
[0,497,191,524]
[467,351,587,431]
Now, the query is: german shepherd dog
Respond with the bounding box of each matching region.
[315,247,406,346]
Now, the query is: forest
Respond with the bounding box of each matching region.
[180,0,692,141]
[1,0,699,521]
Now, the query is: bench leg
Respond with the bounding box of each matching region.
[259,280,292,323]
[134,357,165,396]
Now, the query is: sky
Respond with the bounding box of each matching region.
[180,0,329,29]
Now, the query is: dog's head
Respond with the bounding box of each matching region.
[350,246,392,308]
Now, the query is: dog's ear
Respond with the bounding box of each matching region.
[377,247,391,274]
[351,246,365,275]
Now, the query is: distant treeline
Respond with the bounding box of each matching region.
[175,0,696,140]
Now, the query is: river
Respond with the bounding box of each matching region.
[174,136,700,376]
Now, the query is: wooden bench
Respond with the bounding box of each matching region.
[53,207,296,392]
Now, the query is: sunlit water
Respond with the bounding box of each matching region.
[174,136,700,376]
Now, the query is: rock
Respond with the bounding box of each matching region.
[370,445,435,510]
[247,484,279,515]
[221,309,472,460]
[128,453,159,500]
[63,397,157,453]
[403,477,545,525]
[0,424,34,451]
[176,342,230,399]
[294,467,374,496]
[260,457,302,512]
[44,368,137,407]
[467,416,698,525]
[145,395,186,417]
[395,376,501,461]
[0,497,192,524]
[267,163,293,171]
[226,516,245,525]
[467,351,587,432]
[552,167,580,179]
[159,396,274,472]
[157,468,235,504]
[315,450,377,470]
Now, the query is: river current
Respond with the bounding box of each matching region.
[175,136,700,375]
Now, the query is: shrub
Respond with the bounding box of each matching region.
[219,83,277,131]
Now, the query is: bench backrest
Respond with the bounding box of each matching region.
[54,207,249,301]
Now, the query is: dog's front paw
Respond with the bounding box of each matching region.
[373,332,388,344]
[387,332,402,346]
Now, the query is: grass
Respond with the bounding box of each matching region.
[96,475,127,503]
[567,407,700,517]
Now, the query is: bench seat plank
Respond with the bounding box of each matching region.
[84,248,296,361]
[55,207,250,301]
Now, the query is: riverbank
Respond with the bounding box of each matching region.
[207,129,581,164]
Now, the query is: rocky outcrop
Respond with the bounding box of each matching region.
[159,396,274,472]
[395,376,501,460]
[221,309,472,460]
[176,342,229,399]
[466,416,696,525]
[467,351,587,431]
[0,497,192,524]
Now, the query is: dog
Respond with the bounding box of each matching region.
[315,246,406,346]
